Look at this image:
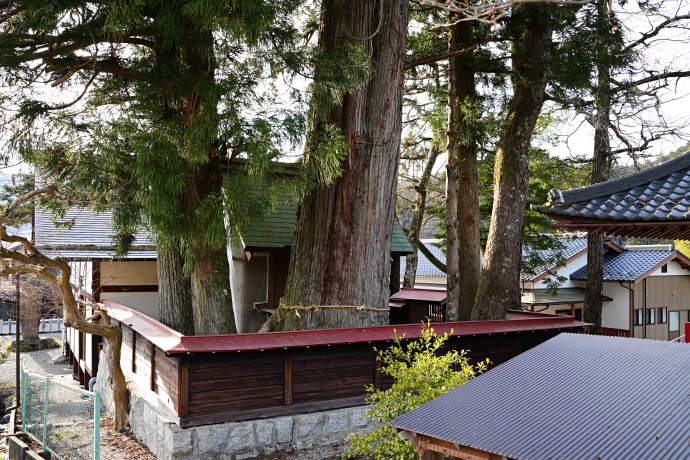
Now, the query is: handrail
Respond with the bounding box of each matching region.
[671,335,685,343]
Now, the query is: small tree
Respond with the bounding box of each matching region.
[344,323,487,460]
[0,187,129,430]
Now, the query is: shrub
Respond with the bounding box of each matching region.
[344,322,488,460]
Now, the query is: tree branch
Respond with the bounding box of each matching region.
[406,46,477,71]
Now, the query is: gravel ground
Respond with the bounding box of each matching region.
[0,333,76,388]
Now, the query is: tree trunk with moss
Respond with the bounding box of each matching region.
[448,20,480,321]
[472,4,552,320]
[181,25,236,335]
[404,147,440,288]
[267,0,409,331]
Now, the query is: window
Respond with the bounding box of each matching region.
[661,264,668,273]
[634,309,643,326]
[670,311,680,332]
[647,308,655,325]
[658,307,668,324]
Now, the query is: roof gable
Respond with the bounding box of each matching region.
[392,333,690,460]
[570,248,690,282]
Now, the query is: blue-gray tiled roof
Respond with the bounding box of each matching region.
[520,237,586,281]
[391,333,690,460]
[570,249,676,282]
[34,207,156,259]
[400,242,447,277]
[533,152,690,222]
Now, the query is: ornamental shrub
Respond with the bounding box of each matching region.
[344,322,488,460]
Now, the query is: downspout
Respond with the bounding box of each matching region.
[642,278,647,339]
[619,281,634,338]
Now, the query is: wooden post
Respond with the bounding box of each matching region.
[570,303,575,317]
[131,331,136,373]
[373,351,381,391]
[178,356,189,418]
[150,343,156,392]
[284,349,292,406]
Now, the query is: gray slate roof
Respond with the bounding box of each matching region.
[400,242,446,277]
[520,237,587,281]
[533,152,690,222]
[34,208,156,259]
[570,249,676,282]
[391,333,690,460]
[401,238,587,281]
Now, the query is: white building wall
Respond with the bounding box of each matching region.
[101,292,159,321]
[601,281,632,330]
[648,260,687,277]
[532,253,587,289]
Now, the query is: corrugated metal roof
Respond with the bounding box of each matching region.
[391,333,690,460]
[532,152,690,232]
[242,201,413,255]
[570,249,677,282]
[103,301,588,354]
[390,287,446,303]
[34,207,155,250]
[520,287,612,305]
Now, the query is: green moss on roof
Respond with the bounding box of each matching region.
[242,202,413,255]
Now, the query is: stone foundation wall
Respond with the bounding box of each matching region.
[94,347,379,459]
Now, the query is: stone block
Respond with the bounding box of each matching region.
[274,417,294,444]
[167,423,193,455]
[229,423,256,452]
[324,410,349,434]
[349,406,371,428]
[294,413,324,439]
[196,425,231,454]
[254,420,274,446]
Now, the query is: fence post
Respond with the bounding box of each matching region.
[43,377,49,450]
[94,393,100,460]
[21,368,25,433]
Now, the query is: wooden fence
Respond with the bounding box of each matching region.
[66,302,589,428]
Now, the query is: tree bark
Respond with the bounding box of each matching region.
[584,0,613,335]
[404,147,441,288]
[448,21,480,321]
[157,243,194,335]
[267,0,409,331]
[180,24,236,335]
[472,4,552,320]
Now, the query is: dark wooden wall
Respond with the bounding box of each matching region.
[67,321,584,428]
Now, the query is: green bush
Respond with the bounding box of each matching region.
[344,322,488,460]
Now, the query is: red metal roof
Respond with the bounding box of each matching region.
[390,287,447,303]
[102,301,589,354]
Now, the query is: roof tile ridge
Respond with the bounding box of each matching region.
[547,151,690,204]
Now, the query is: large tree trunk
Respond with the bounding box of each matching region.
[180,25,236,335]
[584,0,613,334]
[448,21,479,321]
[472,5,552,320]
[404,147,441,288]
[157,243,194,335]
[267,0,409,331]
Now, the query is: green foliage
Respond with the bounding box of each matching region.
[0,173,35,229]
[344,323,487,460]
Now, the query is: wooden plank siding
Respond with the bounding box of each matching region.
[66,310,585,428]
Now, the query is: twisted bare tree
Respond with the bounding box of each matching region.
[0,186,128,430]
